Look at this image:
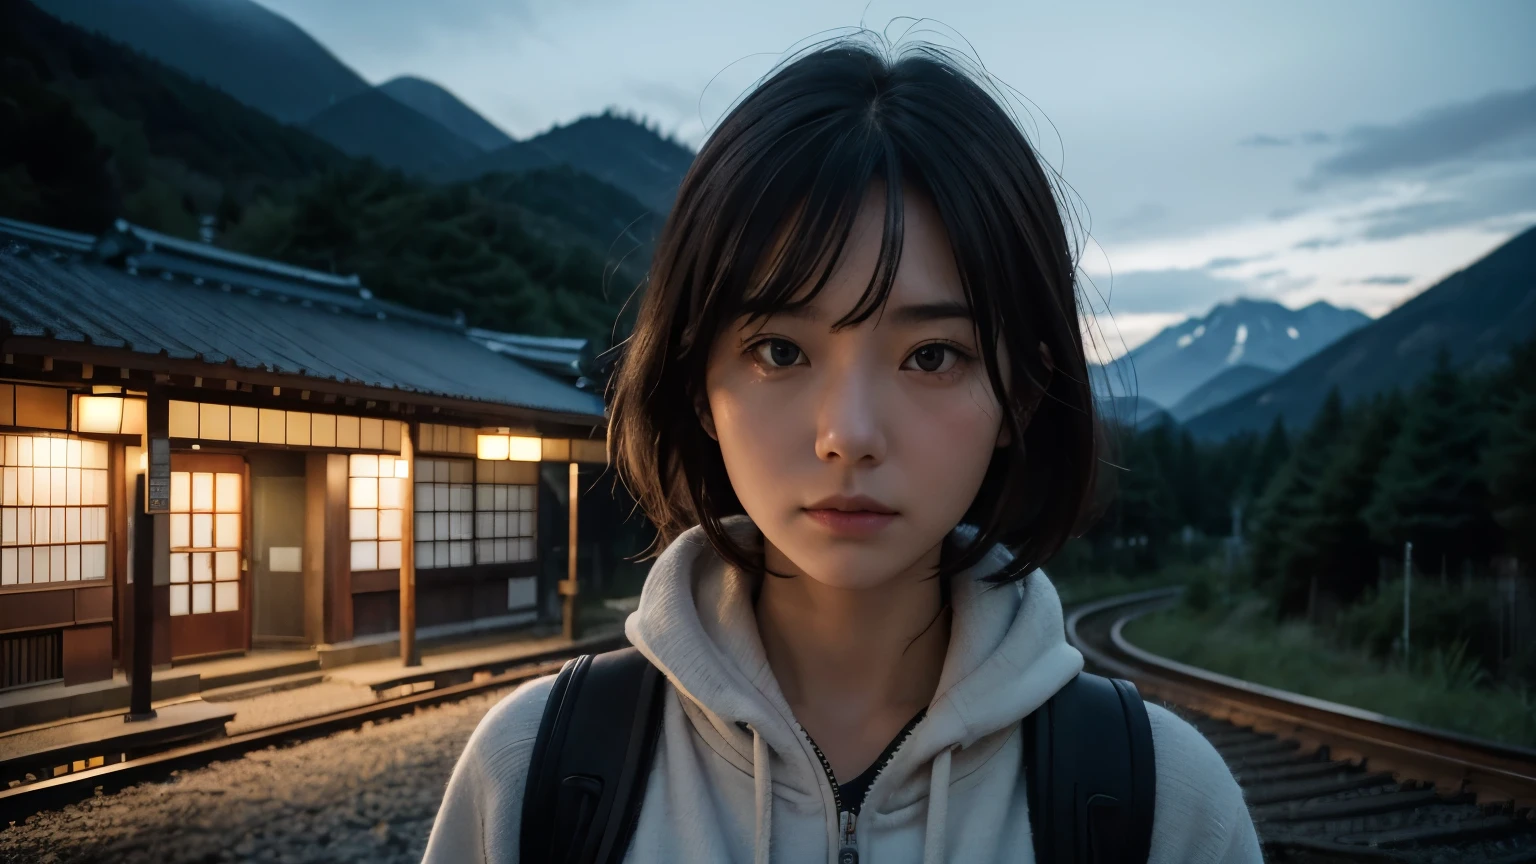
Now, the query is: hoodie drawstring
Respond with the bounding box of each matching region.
[922,745,956,864]
[751,725,774,864]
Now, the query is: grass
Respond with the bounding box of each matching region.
[1124,596,1536,749]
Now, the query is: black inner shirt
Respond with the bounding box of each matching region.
[837,708,927,814]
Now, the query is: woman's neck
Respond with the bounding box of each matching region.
[754,541,952,730]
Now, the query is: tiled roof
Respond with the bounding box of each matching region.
[0,218,606,422]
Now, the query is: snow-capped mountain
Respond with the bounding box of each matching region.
[1092,298,1370,412]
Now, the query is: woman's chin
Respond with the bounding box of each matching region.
[769,539,936,591]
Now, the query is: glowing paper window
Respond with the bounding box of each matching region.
[168,469,241,615]
[412,458,473,569]
[472,459,537,565]
[1,435,108,587]
[349,454,405,571]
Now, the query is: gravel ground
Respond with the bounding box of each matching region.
[0,685,520,863]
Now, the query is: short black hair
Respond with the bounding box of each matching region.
[608,36,1105,583]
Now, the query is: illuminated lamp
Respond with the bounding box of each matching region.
[74,391,150,435]
[476,429,543,461]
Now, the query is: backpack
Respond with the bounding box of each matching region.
[521,647,1156,864]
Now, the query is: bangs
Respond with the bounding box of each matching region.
[715,150,905,333]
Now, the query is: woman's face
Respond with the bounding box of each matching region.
[702,183,1015,590]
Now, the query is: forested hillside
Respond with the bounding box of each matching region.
[1,0,657,343]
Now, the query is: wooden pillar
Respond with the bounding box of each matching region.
[128,391,169,722]
[400,422,419,666]
[560,461,580,640]
[126,473,156,721]
[321,454,352,644]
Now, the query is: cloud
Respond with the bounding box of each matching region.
[1203,253,1272,270]
[1356,275,1413,285]
[1306,84,1536,186]
[1239,134,1292,147]
[1353,170,1536,240]
[1110,202,1168,234]
[1084,267,1254,316]
[626,79,705,118]
[1239,131,1331,148]
[1293,235,1346,250]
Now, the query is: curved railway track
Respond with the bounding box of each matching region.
[0,633,625,827]
[8,596,1536,862]
[1069,588,1536,864]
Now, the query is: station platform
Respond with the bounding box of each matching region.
[0,604,631,783]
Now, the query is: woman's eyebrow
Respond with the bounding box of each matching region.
[887,301,973,324]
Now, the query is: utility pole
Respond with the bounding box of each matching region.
[1403,541,1413,668]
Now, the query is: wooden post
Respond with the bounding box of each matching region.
[128,390,169,722]
[560,461,580,641]
[126,473,156,722]
[400,422,419,667]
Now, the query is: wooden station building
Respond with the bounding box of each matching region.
[0,216,611,695]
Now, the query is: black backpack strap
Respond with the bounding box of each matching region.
[1023,672,1157,864]
[520,647,667,864]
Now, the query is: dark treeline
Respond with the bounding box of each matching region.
[1064,337,1536,682]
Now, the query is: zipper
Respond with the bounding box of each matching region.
[798,722,856,863]
[798,711,927,864]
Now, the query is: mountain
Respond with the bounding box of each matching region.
[379,76,513,152]
[3,0,347,236]
[1169,364,1279,421]
[1099,394,1174,430]
[449,112,696,213]
[305,88,483,176]
[1095,298,1370,410]
[28,0,369,124]
[1185,225,1536,440]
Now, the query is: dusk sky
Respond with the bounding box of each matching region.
[252,0,1536,358]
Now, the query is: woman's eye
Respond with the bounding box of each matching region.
[750,338,804,368]
[903,343,960,374]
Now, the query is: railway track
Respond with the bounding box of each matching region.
[0,632,625,827]
[1069,588,1536,864]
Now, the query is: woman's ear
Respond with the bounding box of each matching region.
[694,390,719,441]
[997,341,1055,449]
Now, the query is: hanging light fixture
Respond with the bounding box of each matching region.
[73,389,147,435]
[476,428,544,462]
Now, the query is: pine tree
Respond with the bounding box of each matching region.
[1173,429,1205,533]
[1245,417,1291,504]
[1484,336,1536,561]
[1248,389,1345,607]
[1106,423,1179,569]
[1363,347,1500,569]
[1285,391,1406,604]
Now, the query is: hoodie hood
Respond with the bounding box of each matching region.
[625,517,1084,851]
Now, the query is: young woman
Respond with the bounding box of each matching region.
[424,37,1262,864]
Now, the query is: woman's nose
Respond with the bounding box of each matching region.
[812,362,887,465]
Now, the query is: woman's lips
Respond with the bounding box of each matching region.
[802,508,898,538]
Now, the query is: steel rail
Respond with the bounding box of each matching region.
[1065,589,1536,817]
[0,633,626,825]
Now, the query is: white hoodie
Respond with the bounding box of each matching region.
[422,520,1264,863]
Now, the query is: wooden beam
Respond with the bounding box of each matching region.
[2,337,609,429]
